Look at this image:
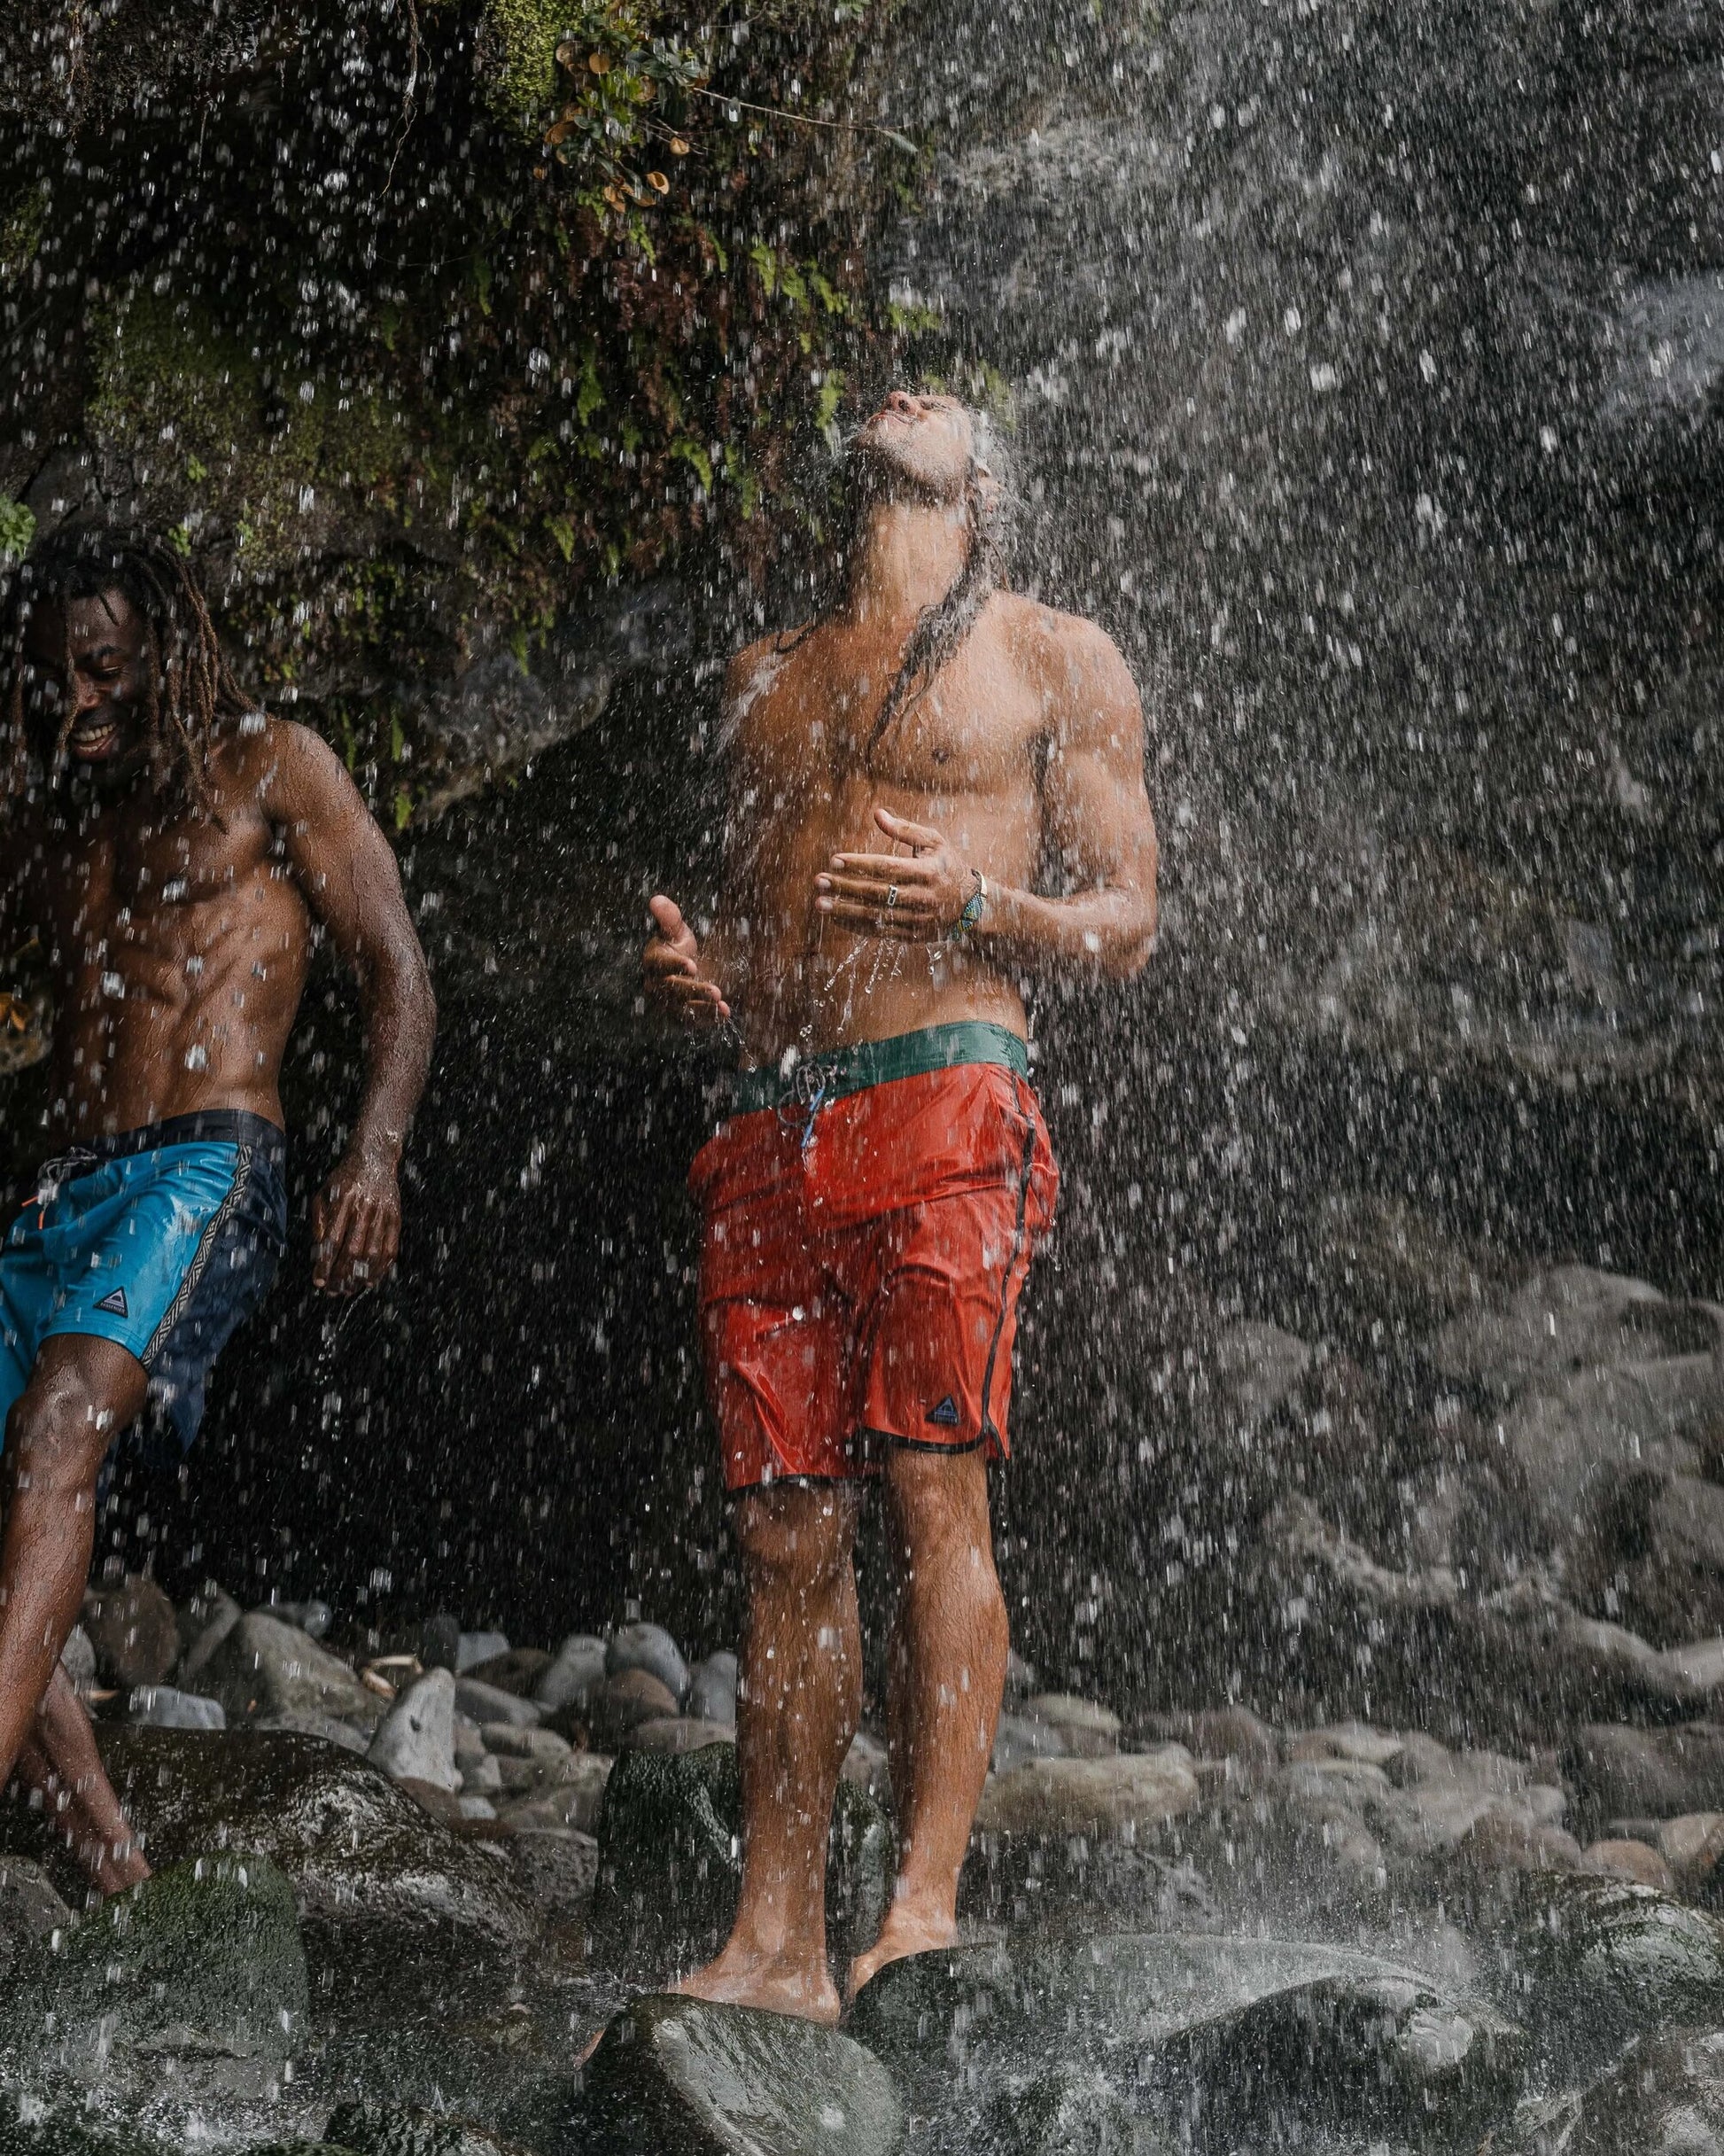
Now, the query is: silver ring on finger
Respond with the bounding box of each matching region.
[886,884,899,909]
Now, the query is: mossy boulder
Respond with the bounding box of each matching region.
[588,1742,892,1978]
[322,2101,532,2155]
[0,1854,305,2104]
[576,1995,905,2156]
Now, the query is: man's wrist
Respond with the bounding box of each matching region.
[346,1125,405,1171]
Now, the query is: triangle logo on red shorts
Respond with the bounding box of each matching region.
[926,1395,960,1427]
[95,1287,128,1318]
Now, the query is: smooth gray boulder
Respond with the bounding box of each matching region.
[455,1629,510,1673]
[58,1624,96,1688]
[606,1621,691,1703]
[534,1631,609,1713]
[455,1675,542,1730]
[685,1650,738,1726]
[264,1596,331,1640]
[82,1572,179,1689]
[126,1684,225,1731]
[201,1611,382,1733]
[175,1584,242,1685]
[849,1934,1527,2149]
[578,1995,905,2155]
[367,1666,459,1791]
[1567,1721,1724,1823]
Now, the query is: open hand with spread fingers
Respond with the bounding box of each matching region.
[813,806,978,941]
[643,894,733,1029]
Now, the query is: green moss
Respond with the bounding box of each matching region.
[477,0,564,124]
[0,498,35,561]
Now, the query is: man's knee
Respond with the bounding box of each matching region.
[884,1446,997,1571]
[7,1366,124,1497]
[734,1482,857,1593]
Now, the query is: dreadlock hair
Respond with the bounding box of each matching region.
[776,401,1016,770]
[1,522,248,813]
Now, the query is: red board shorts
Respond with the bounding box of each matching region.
[690,1023,1059,1493]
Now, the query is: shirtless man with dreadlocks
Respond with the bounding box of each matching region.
[0,525,434,1889]
[642,389,1160,2018]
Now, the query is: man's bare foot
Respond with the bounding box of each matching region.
[672,1942,843,2026]
[845,1904,958,2003]
[83,1834,150,1895]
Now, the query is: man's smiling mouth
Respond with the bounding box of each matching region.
[69,716,121,759]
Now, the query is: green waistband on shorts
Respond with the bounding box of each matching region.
[726,1021,1029,1118]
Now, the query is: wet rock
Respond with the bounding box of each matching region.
[81,1729,536,1973]
[454,1676,541,1730]
[463,1647,552,1699]
[589,1742,891,1976]
[1659,1810,1724,1895]
[991,1709,1070,1774]
[462,1753,502,1799]
[1003,1648,1038,1701]
[1494,2028,1724,2156]
[1430,1266,1721,1395]
[419,1612,462,1674]
[255,1709,370,1753]
[1451,1804,1587,1875]
[1021,1693,1122,1758]
[81,1573,179,1690]
[1508,1873,1724,2068]
[685,1651,738,1726]
[58,1625,95,1688]
[1138,1706,1279,1772]
[589,1668,680,1748]
[969,2060,1138,2156]
[606,1622,691,1704]
[458,1795,498,1821]
[124,1684,225,1731]
[1275,1757,1396,1810]
[1584,1837,1674,1890]
[532,1632,608,1713]
[842,1730,890,1800]
[175,1585,242,1686]
[0,1853,305,2101]
[548,1752,614,1833]
[849,1934,1526,2148]
[1286,1720,1404,1771]
[322,2101,527,2155]
[202,1612,382,1734]
[367,1667,459,1791]
[1567,1721,1724,1823]
[508,1827,599,1922]
[481,1723,571,1763]
[625,1715,737,1755]
[1394,1734,1532,1794]
[455,1630,511,1674]
[265,1597,331,1641]
[577,1994,905,2155]
[976,1746,1199,1840]
[1213,1317,1314,1426]
[454,1713,486,1764]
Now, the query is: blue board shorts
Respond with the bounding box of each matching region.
[0,1110,288,1457]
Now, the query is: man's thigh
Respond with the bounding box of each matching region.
[6,1333,151,1467]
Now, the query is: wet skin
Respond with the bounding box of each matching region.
[0,589,435,1888]
[644,392,1159,2017]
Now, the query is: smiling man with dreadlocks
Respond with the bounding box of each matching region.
[0,524,434,1889]
[642,390,1160,2017]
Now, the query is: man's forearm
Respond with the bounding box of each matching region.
[350,948,436,1160]
[971,881,1156,983]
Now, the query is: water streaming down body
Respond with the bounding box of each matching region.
[2,0,1724,2149]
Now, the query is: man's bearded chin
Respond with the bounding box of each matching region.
[851,431,968,509]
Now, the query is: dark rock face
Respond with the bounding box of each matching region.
[322,2102,527,2156]
[1501,2028,1724,2156]
[577,1996,905,2156]
[0,1855,305,2105]
[849,1934,1526,2148]
[82,1574,181,1691]
[1568,1724,1724,1826]
[60,1730,535,1974]
[589,1743,893,1979]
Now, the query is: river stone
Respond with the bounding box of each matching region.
[1660,1811,1724,1895]
[201,1612,382,1732]
[975,1747,1199,1839]
[1509,1873,1724,2067]
[1584,1837,1674,1890]
[58,1624,96,1688]
[481,1723,572,1763]
[266,1598,332,1640]
[455,1676,542,1730]
[420,1612,462,1674]
[849,1934,1526,2145]
[81,1573,179,1690]
[625,1716,737,1755]
[1021,1693,1122,1758]
[0,1853,305,2101]
[463,1647,552,1698]
[589,1668,680,1748]
[589,1742,891,1976]
[992,1710,1070,1774]
[368,1667,460,1790]
[0,1856,70,1951]
[123,1684,225,1731]
[533,1633,608,1712]
[1139,1706,1279,1771]
[1286,1720,1405,1771]
[1495,2028,1724,2156]
[578,1995,905,2155]
[685,1651,738,1725]
[74,1728,535,1974]
[455,1630,511,1673]
[843,1731,890,1801]
[175,1586,242,1685]
[1567,1722,1724,1822]
[606,1622,691,1703]
[322,2101,527,2155]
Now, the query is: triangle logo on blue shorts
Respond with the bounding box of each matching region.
[926,1395,960,1428]
[95,1287,128,1318]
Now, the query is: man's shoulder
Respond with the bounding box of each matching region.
[719,632,804,751]
[997,593,1122,671]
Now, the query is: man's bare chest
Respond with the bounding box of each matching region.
[39,807,291,973]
